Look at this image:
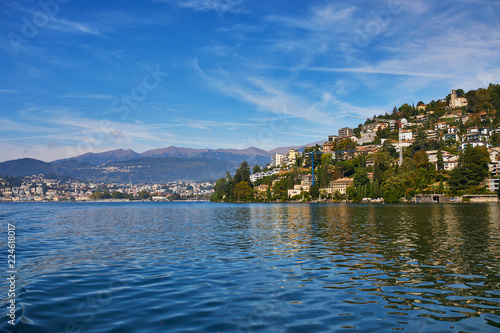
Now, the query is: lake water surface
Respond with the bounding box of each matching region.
[1,202,499,332]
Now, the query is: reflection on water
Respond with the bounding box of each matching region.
[0,202,499,332]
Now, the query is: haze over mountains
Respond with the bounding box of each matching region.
[0,143,322,183]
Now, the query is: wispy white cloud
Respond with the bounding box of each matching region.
[192,59,332,123]
[62,94,115,100]
[160,0,244,13]
[0,131,92,142]
[6,2,101,36]
[280,131,326,139]
[266,4,357,31]
[0,89,17,94]
[307,67,459,79]
[45,17,100,35]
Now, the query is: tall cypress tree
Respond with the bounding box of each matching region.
[437,149,444,170]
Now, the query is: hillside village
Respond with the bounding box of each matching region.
[212,85,500,203]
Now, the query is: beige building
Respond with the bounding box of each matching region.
[358,131,377,145]
[425,129,440,140]
[489,148,500,177]
[287,181,310,198]
[338,127,353,138]
[443,153,459,171]
[329,177,354,195]
[449,90,468,108]
[322,142,334,152]
[287,149,299,161]
[363,122,388,133]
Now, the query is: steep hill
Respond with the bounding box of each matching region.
[0,158,61,177]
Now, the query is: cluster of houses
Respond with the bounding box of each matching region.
[252,173,359,200]
[254,90,500,197]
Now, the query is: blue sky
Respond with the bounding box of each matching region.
[1,0,500,162]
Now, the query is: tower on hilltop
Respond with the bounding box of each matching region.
[449,89,468,108]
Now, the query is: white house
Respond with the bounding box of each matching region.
[460,141,492,150]
[271,153,285,168]
[443,153,459,171]
[399,130,413,141]
[434,122,448,130]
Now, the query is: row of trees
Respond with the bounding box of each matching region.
[90,190,150,200]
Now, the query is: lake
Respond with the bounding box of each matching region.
[1,202,499,332]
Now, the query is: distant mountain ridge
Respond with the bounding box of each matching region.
[55,149,141,165]
[141,146,271,166]
[0,142,325,182]
[54,143,322,166]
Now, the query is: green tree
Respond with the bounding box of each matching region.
[412,150,430,169]
[337,160,356,177]
[266,185,272,201]
[400,157,416,173]
[491,133,500,146]
[234,181,253,201]
[383,174,415,203]
[234,161,251,186]
[373,162,382,182]
[111,191,127,199]
[211,177,229,202]
[272,177,292,200]
[346,185,357,200]
[353,168,370,187]
[253,165,261,174]
[437,149,444,170]
[372,180,380,198]
[139,190,150,200]
[448,145,491,191]
[309,184,319,199]
[438,179,444,192]
[380,141,399,159]
[398,103,413,116]
[321,153,333,167]
[316,165,330,188]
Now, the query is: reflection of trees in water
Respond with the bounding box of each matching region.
[208,203,498,327]
[259,204,500,326]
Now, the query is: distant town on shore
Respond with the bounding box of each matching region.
[2,84,500,203]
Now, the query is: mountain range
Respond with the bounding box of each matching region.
[0,142,323,183]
